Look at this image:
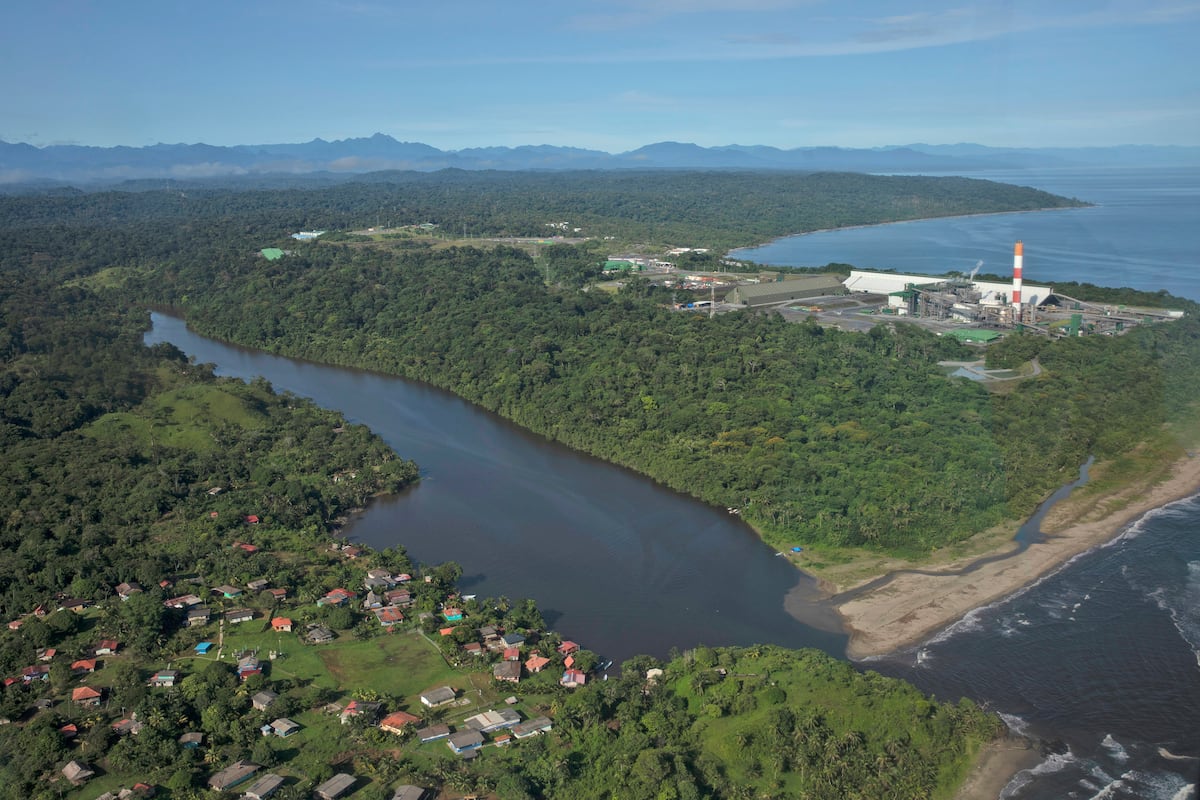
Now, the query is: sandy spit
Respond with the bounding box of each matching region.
[835,453,1200,660]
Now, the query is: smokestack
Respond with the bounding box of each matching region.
[1012,241,1024,320]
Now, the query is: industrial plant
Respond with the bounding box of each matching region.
[708,241,1183,340]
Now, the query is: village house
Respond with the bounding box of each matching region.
[379,710,422,735]
[493,661,521,683]
[225,608,255,624]
[240,773,284,800]
[12,668,38,685]
[164,594,202,609]
[59,723,78,740]
[213,584,242,599]
[463,708,521,733]
[93,640,120,656]
[500,632,525,648]
[62,760,96,785]
[525,653,551,673]
[37,647,56,662]
[271,617,292,632]
[557,640,581,656]
[261,718,301,737]
[363,589,382,609]
[390,786,432,800]
[463,642,484,657]
[373,606,404,627]
[419,686,456,707]
[251,690,278,711]
[318,588,354,607]
[237,655,262,681]
[503,646,521,661]
[384,588,412,607]
[306,623,336,644]
[194,642,213,655]
[71,658,97,676]
[207,760,261,792]
[561,668,587,689]
[416,723,451,742]
[150,669,179,687]
[178,732,204,749]
[115,582,143,599]
[234,541,259,554]
[447,729,485,755]
[339,700,381,725]
[314,774,357,800]
[186,606,211,627]
[246,578,269,592]
[512,716,554,739]
[60,598,91,613]
[267,587,288,601]
[72,686,102,707]
[442,607,463,622]
[241,773,285,800]
[112,717,143,736]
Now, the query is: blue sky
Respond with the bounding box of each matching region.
[4,0,1198,150]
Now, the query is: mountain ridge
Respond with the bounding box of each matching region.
[2,133,1197,185]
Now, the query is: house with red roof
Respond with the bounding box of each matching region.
[557,640,580,656]
[379,710,422,735]
[271,617,293,632]
[72,686,102,707]
[373,606,404,627]
[317,588,354,607]
[525,653,551,673]
[71,659,97,676]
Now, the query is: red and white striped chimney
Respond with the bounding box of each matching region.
[1012,241,1024,319]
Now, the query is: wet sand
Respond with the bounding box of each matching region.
[953,736,1043,800]
[835,453,1200,660]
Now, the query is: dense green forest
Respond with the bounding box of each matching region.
[0,272,420,626]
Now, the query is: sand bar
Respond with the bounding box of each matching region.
[834,453,1200,660]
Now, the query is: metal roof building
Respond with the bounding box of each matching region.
[845,270,1052,307]
[725,275,846,307]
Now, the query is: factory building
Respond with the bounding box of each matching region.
[725,274,847,308]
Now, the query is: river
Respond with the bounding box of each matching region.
[146,166,1200,799]
[145,313,846,666]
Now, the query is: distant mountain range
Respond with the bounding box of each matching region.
[2,133,1197,185]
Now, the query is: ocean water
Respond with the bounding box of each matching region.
[733,166,1200,303]
[741,167,1200,799]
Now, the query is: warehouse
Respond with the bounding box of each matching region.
[725,275,846,308]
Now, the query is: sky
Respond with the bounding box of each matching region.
[3,0,1198,151]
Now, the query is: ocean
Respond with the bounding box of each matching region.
[738,166,1200,799]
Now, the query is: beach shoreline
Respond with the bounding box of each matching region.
[831,452,1200,661]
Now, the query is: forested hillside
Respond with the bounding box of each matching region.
[0,272,419,626]
[0,169,1084,252]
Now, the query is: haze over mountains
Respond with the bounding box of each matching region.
[2,133,1197,186]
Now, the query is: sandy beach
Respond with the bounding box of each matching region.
[834,452,1200,660]
[953,736,1044,800]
